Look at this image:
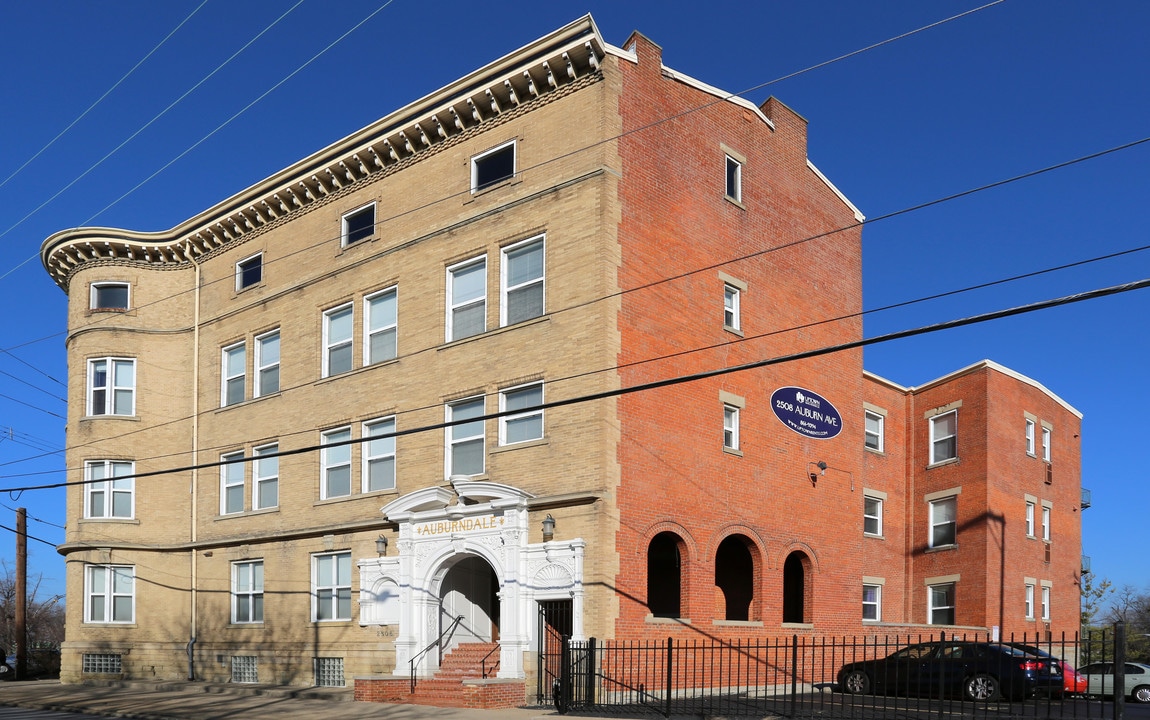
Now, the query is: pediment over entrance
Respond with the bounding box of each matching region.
[381,486,455,518]
[452,479,534,505]
[382,481,535,522]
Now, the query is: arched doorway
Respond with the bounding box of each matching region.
[715,535,755,621]
[439,554,500,652]
[782,551,808,623]
[647,532,684,618]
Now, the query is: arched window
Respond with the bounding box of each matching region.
[715,535,755,621]
[782,551,809,623]
[647,532,683,618]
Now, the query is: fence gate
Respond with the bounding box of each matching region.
[536,600,571,707]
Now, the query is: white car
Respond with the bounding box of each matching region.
[1078,662,1150,703]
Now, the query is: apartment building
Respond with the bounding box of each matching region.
[41,15,1083,706]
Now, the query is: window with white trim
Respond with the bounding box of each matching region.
[1041,585,1051,620]
[1042,426,1051,462]
[222,343,246,406]
[446,396,484,477]
[862,584,881,621]
[88,358,135,416]
[1025,501,1036,537]
[1025,583,1035,619]
[85,565,134,624]
[221,452,245,515]
[725,155,742,202]
[363,417,396,492]
[865,411,884,452]
[342,203,375,246]
[323,304,353,376]
[500,383,543,445]
[1026,418,1036,455]
[85,460,134,519]
[864,495,883,536]
[232,560,264,624]
[723,284,740,331]
[254,330,280,397]
[930,411,957,464]
[447,257,486,341]
[313,551,352,621]
[253,443,278,510]
[321,427,352,499]
[1042,505,1051,541]
[236,254,262,291]
[471,141,515,192]
[929,496,956,547]
[364,287,397,365]
[501,237,544,326]
[928,582,955,625]
[723,404,740,450]
[91,282,129,310]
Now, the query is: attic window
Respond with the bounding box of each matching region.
[471,141,515,192]
[236,254,263,291]
[342,204,376,246]
[91,282,129,311]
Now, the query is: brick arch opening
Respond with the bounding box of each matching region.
[647,531,686,618]
[782,550,811,623]
[715,534,758,621]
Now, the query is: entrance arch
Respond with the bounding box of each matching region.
[437,554,500,651]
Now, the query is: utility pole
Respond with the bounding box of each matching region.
[15,507,27,680]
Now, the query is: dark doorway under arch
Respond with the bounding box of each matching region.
[647,532,683,618]
[782,551,807,623]
[715,535,754,621]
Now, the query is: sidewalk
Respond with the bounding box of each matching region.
[0,679,555,720]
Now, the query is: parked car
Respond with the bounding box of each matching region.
[837,640,1064,701]
[1005,642,1088,696]
[2,650,61,680]
[1078,662,1150,703]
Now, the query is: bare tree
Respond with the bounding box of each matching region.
[1105,584,1150,662]
[0,560,65,654]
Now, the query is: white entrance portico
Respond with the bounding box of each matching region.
[359,479,584,679]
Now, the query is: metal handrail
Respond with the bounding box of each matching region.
[410,615,464,693]
[481,642,500,678]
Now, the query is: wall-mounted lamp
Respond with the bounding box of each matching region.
[808,461,828,485]
[541,514,556,542]
[376,535,389,556]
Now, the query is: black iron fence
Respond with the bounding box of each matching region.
[541,624,1139,719]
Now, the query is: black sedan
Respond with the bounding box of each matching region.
[837,640,1064,701]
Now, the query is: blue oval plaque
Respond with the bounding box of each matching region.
[770,386,842,440]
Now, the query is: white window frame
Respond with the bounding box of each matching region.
[253,443,279,510]
[723,404,740,450]
[1042,426,1051,462]
[930,410,957,464]
[322,304,354,377]
[865,410,884,452]
[1025,418,1036,455]
[446,256,487,342]
[220,452,245,515]
[725,154,742,202]
[446,396,485,478]
[500,236,545,327]
[929,496,957,548]
[1041,585,1051,621]
[232,560,264,624]
[928,582,955,625]
[864,495,883,536]
[87,357,136,416]
[362,417,396,493]
[85,564,135,624]
[499,383,544,446]
[254,330,280,398]
[1025,583,1035,619]
[90,281,130,310]
[1025,501,1036,537]
[84,460,134,519]
[862,583,881,621]
[235,253,263,291]
[341,202,376,246]
[723,283,741,331]
[222,342,246,407]
[320,427,353,500]
[1042,504,1051,542]
[313,551,352,622]
[470,140,516,192]
[364,287,398,366]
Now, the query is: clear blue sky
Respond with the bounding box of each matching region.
[1,1,1146,607]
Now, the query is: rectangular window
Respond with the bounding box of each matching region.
[232,560,264,624]
[500,383,543,445]
[928,582,955,625]
[1042,505,1051,541]
[88,358,135,416]
[363,417,396,492]
[862,584,881,621]
[342,203,375,246]
[1041,586,1051,620]
[1025,583,1035,619]
[1026,501,1035,537]
[82,653,122,674]
[865,411,884,452]
[231,656,259,683]
[364,288,397,365]
[220,452,245,515]
[725,155,742,202]
[85,460,134,519]
[929,496,957,547]
[85,565,134,624]
[236,253,262,291]
[254,331,280,397]
[864,496,883,536]
[313,551,352,621]
[447,257,486,341]
[1042,426,1051,462]
[253,443,278,510]
[930,411,957,464]
[315,657,345,687]
[323,304,353,376]
[222,343,246,406]
[1026,418,1036,455]
[447,396,485,477]
[471,141,515,192]
[91,282,130,310]
[501,237,544,326]
[723,404,739,450]
[321,427,352,499]
[723,284,740,331]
